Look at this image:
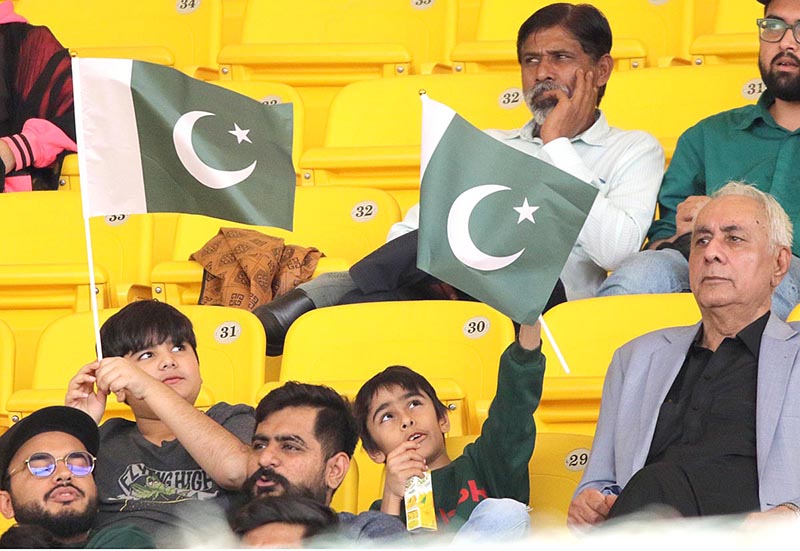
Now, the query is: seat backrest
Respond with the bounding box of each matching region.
[208,81,306,169]
[0,318,15,429]
[0,191,154,384]
[277,300,515,436]
[602,64,763,162]
[13,0,223,73]
[6,304,266,421]
[464,0,686,69]
[688,0,762,64]
[322,73,530,148]
[537,294,701,434]
[237,0,457,74]
[169,186,401,265]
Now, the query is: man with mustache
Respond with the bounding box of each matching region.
[255,3,664,352]
[598,0,800,319]
[240,382,407,544]
[0,406,153,547]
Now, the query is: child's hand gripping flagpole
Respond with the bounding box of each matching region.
[73,58,104,362]
[539,314,569,374]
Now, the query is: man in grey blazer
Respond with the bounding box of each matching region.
[568,181,800,527]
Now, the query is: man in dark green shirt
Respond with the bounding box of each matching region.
[0,406,153,548]
[598,0,800,320]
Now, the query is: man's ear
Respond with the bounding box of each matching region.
[594,53,613,87]
[772,246,792,288]
[439,410,451,435]
[0,490,15,520]
[366,448,386,464]
[325,452,350,493]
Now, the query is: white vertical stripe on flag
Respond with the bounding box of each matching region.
[72,58,147,217]
[420,95,456,180]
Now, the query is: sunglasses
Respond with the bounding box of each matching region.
[7,451,96,479]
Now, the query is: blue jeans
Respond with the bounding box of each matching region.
[450,498,530,544]
[597,249,800,320]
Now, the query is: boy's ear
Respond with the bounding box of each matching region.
[438,410,450,435]
[0,490,15,519]
[325,452,350,494]
[366,448,386,464]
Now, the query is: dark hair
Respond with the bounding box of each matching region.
[516,3,613,103]
[231,495,338,541]
[0,524,61,549]
[256,382,358,459]
[100,300,198,361]
[353,366,449,455]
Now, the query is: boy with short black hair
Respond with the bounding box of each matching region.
[66,300,254,545]
[353,322,546,540]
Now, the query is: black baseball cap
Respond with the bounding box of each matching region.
[0,406,99,490]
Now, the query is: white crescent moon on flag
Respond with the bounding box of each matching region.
[173,111,257,189]
[447,184,525,271]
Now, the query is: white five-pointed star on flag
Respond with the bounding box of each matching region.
[513,197,539,224]
[228,123,252,144]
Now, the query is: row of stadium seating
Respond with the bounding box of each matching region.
[17,0,767,150]
[14,0,765,77]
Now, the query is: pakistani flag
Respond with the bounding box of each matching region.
[417,96,598,324]
[72,58,295,228]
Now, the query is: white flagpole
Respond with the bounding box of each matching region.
[82,216,104,361]
[72,57,104,361]
[538,314,569,374]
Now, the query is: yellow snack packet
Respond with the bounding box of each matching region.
[404,471,437,531]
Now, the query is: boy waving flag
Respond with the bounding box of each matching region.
[72,58,295,228]
[417,96,598,324]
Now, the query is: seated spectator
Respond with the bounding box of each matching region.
[597,0,800,320]
[241,383,408,545]
[66,301,255,545]
[352,319,545,542]
[231,495,338,548]
[0,406,153,547]
[0,1,77,192]
[569,183,800,526]
[254,1,664,355]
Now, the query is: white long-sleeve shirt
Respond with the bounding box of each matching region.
[388,112,665,300]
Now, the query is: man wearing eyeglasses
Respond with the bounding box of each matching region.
[0,406,153,547]
[597,0,800,319]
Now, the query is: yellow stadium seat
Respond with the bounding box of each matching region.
[216,0,458,148]
[787,304,800,322]
[299,72,531,206]
[602,64,763,162]
[6,304,266,424]
[150,186,401,306]
[448,0,691,73]
[217,0,458,82]
[0,191,156,392]
[688,0,763,66]
[207,81,306,173]
[0,319,14,429]
[256,300,515,511]
[537,294,701,436]
[13,0,224,77]
[0,515,13,538]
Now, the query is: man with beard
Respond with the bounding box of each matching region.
[0,406,153,547]
[241,383,407,544]
[598,0,800,319]
[254,2,664,354]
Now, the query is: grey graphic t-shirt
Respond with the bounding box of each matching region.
[94,402,254,543]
